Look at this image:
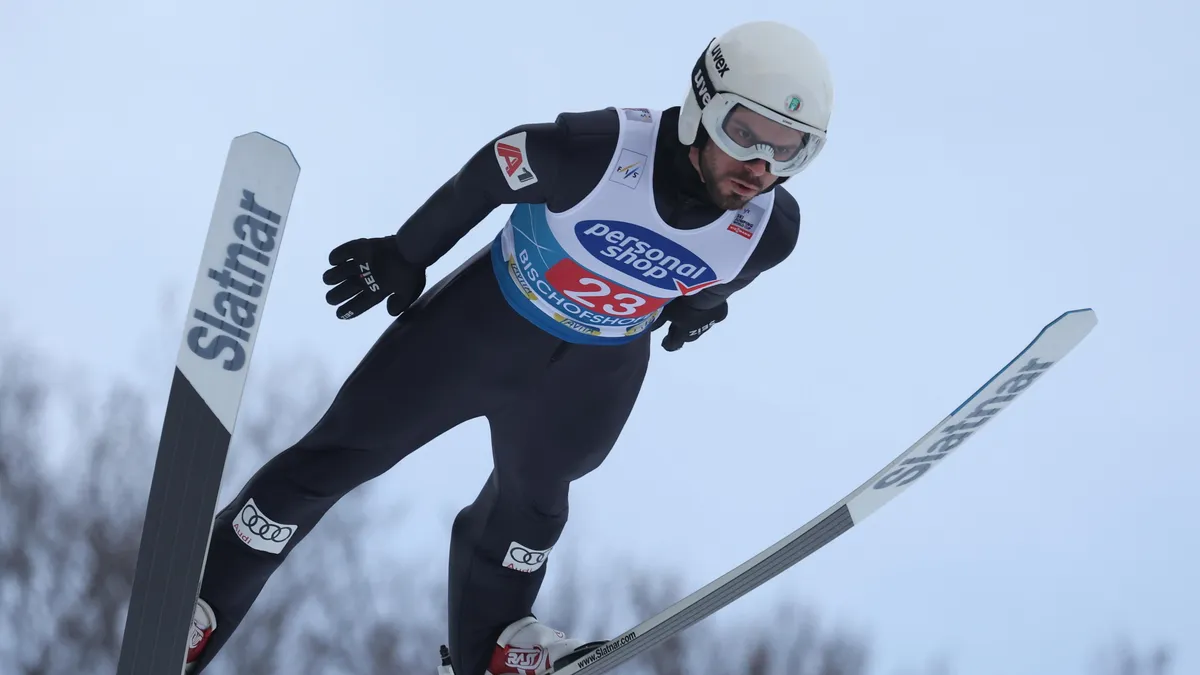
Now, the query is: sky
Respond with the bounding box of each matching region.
[2,0,1198,673]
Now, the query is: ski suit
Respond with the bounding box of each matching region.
[190,105,802,675]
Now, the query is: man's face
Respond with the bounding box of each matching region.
[689,105,809,210]
[691,141,777,211]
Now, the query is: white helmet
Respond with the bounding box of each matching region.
[678,21,834,176]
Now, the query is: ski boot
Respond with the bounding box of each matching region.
[183,597,216,673]
[437,616,606,675]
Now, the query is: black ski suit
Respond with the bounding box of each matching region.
[190,105,801,675]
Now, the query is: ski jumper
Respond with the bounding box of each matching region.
[189,106,800,675]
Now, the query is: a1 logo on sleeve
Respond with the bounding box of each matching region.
[494,131,539,191]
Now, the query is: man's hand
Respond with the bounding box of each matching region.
[651,299,728,351]
[322,236,426,320]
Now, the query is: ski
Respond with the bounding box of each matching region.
[549,307,1098,674]
[116,132,300,675]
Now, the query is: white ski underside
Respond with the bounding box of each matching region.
[553,308,1098,674]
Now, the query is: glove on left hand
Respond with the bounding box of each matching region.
[651,299,728,351]
[322,236,426,320]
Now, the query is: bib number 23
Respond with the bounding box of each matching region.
[545,259,666,319]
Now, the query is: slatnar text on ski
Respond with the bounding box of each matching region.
[187,189,284,372]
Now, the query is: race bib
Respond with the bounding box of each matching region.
[509,238,667,332]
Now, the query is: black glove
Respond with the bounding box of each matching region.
[322,236,426,320]
[651,299,728,351]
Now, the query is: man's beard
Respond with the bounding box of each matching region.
[696,145,764,210]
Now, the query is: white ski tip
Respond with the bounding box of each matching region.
[233,131,300,170]
[846,307,1098,522]
[174,132,302,432]
[1038,307,1098,344]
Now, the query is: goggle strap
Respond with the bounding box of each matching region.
[690,40,719,112]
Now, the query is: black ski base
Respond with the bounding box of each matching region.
[116,367,234,675]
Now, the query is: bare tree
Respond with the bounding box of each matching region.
[1091,639,1174,675]
[0,335,1176,675]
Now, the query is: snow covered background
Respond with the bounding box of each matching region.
[1,0,1197,673]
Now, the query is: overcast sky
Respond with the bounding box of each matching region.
[2,0,1197,673]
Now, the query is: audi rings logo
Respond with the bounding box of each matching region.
[503,540,552,573]
[241,504,293,542]
[232,497,296,554]
[509,546,548,566]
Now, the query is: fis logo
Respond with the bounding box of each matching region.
[576,220,720,294]
[609,148,647,190]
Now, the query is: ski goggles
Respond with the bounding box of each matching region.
[690,47,826,176]
[699,92,825,176]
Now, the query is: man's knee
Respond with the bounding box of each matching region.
[508,471,571,521]
[454,476,569,560]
